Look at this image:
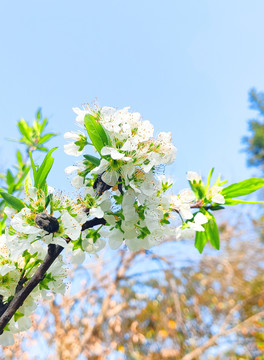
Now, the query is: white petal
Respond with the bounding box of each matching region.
[101,146,112,156]
[212,193,225,204]
[0,264,16,276]
[110,149,125,160]
[109,237,123,250]
[71,175,84,189]
[64,143,84,157]
[61,212,81,240]
[102,170,119,186]
[90,207,104,219]
[90,159,109,175]
[65,166,79,175]
[71,249,86,264]
[0,331,14,346]
[194,212,208,225]
[16,316,32,331]
[186,171,202,182]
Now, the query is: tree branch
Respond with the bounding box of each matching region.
[181,310,264,360]
[81,217,106,231]
[0,214,106,334]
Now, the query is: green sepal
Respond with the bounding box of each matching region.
[14,311,24,322]
[39,272,55,290]
[72,236,84,251]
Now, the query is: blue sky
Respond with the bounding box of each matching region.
[1,0,264,192]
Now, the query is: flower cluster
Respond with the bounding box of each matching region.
[64,106,225,253]
[0,187,90,345]
[2,103,261,345]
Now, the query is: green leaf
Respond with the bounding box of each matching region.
[34,148,57,189]
[24,172,33,194]
[35,108,42,120]
[35,146,48,152]
[222,178,264,198]
[0,191,25,211]
[29,152,37,184]
[210,205,225,211]
[224,198,264,205]
[17,119,31,142]
[205,168,214,191]
[195,230,207,253]
[6,170,14,186]
[40,118,48,132]
[205,211,220,250]
[195,211,220,252]
[84,114,111,154]
[15,166,30,189]
[16,150,23,167]
[45,194,53,209]
[83,154,100,166]
[38,133,57,145]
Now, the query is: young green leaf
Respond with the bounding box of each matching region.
[16,150,23,167]
[83,154,100,166]
[222,178,264,198]
[224,198,264,205]
[195,230,207,253]
[38,133,57,145]
[24,172,33,194]
[84,114,111,154]
[205,211,220,250]
[205,168,214,191]
[34,148,57,189]
[195,210,220,252]
[15,166,30,189]
[29,152,37,184]
[0,191,25,211]
[6,170,14,186]
[17,119,31,142]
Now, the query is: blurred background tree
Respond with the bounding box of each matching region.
[243,88,264,243]
[1,93,264,359]
[243,88,264,172]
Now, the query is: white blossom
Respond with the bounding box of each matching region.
[186,171,202,183]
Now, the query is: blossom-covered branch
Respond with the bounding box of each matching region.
[0,104,263,345]
[0,214,106,338]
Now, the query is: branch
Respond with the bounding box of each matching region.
[0,243,63,334]
[81,217,106,231]
[181,310,264,360]
[0,214,106,334]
